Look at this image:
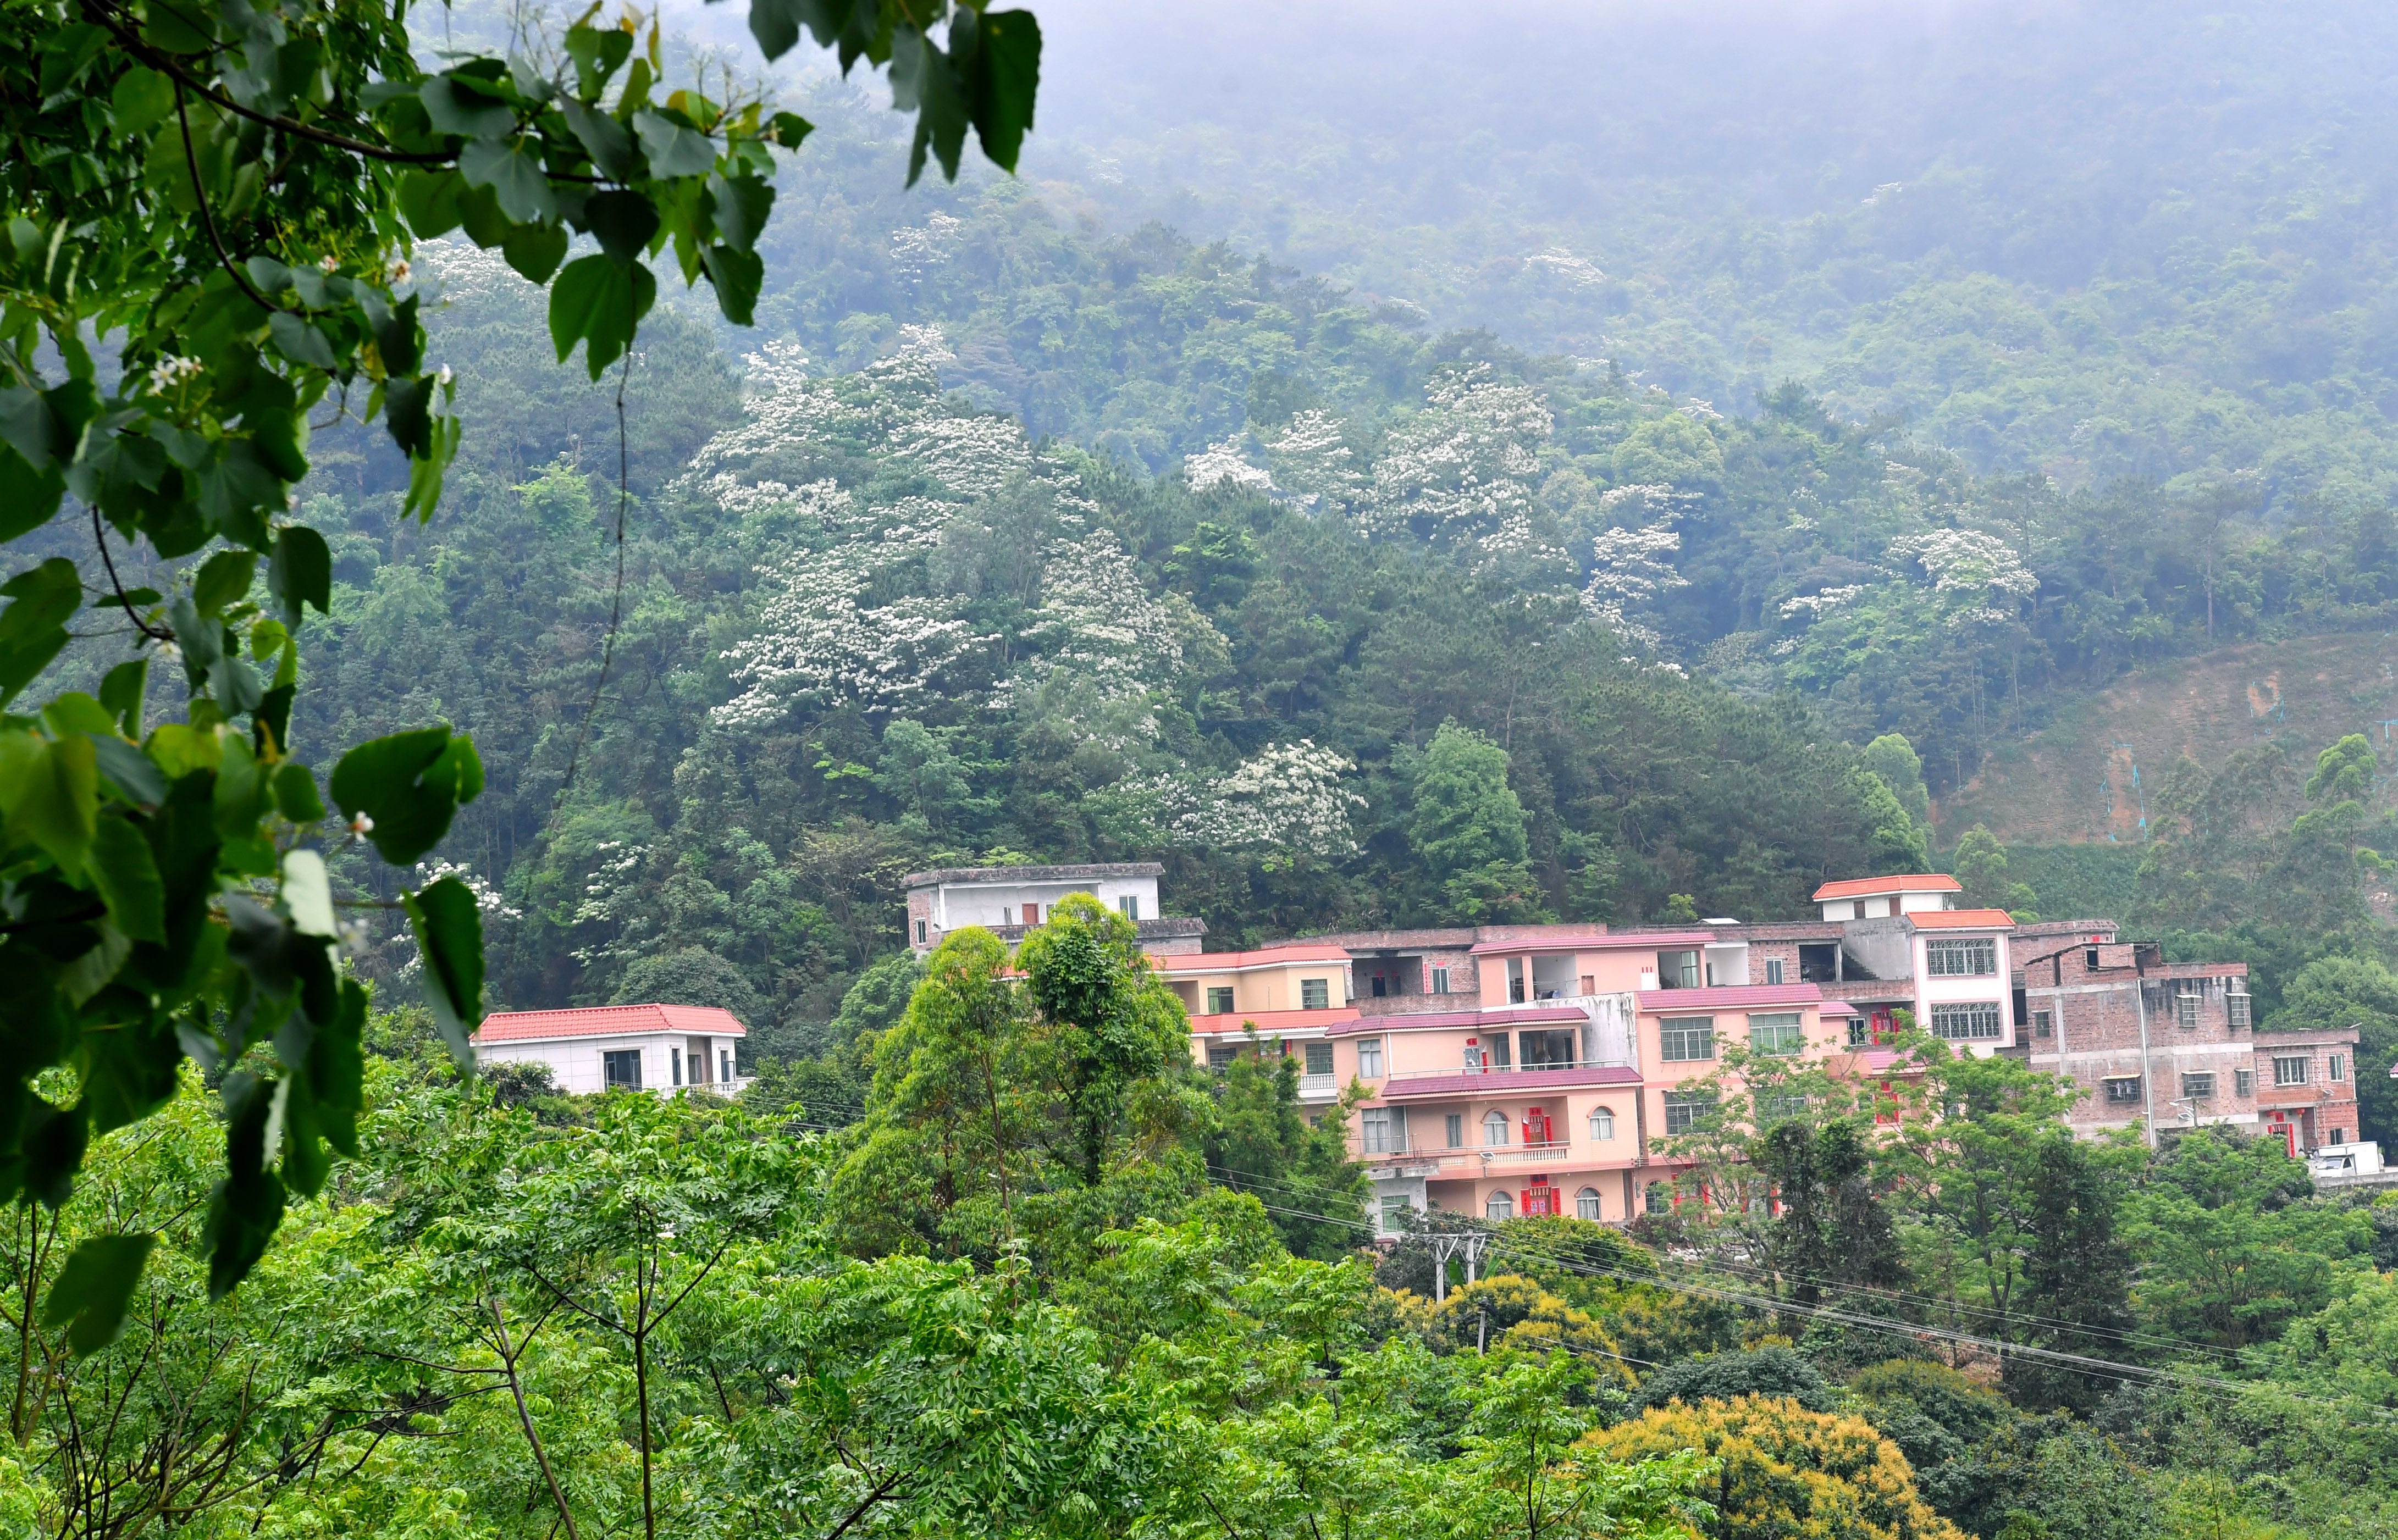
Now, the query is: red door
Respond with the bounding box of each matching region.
[1522,1106,1553,1146]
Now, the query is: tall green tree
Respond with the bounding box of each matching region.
[2006,1137,2136,1413]
[1407,721,1541,922]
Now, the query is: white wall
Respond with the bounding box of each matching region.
[478,1034,690,1095]
[932,873,1159,930]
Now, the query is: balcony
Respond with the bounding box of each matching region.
[1299,1072,1340,1101]
[1380,1061,1640,1098]
[1362,1143,1595,1173]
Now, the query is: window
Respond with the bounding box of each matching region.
[1930,1002,2004,1042]
[2331,1054,2347,1083]
[1301,977,1331,1010]
[1520,1028,1578,1068]
[1757,1094,1809,1123]
[1766,957,1786,985]
[915,918,927,944]
[1357,1039,1384,1078]
[1748,1012,1804,1056]
[1118,894,1140,921]
[2235,1068,2255,1097]
[2274,1055,2311,1087]
[1362,1108,1405,1154]
[1206,986,1235,1015]
[1847,1017,1870,1047]
[1662,1091,1715,1135]
[1431,966,1451,994]
[604,1050,643,1091]
[1207,1043,1238,1071]
[1577,1187,1603,1221]
[1660,1018,1715,1062]
[1380,1196,1410,1231]
[1485,1190,1514,1220]
[1925,938,1998,977]
[671,1050,684,1087]
[1659,950,1701,989]
[1446,1113,1465,1148]
[1854,900,1867,919]
[2104,1076,2142,1105]
[2228,989,2251,1027]
[1371,975,1386,997]
[1483,1110,1511,1146]
[1507,959,1527,1004]
[721,1050,732,1082]
[2181,1072,2215,1101]
[2174,993,2199,1029]
[2330,1128,2346,1145]
[2034,1010,2053,1039]
[1589,1106,1615,1141]
[1304,1041,1334,1076]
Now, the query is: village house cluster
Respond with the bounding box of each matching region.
[471,861,2376,1223]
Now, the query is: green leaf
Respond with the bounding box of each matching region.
[87,734,165,807]
[41,1234,155,1355]
[584,189,660,267]
[397,168,466,240]
[0,558,80,707]
[418,74,516,139]
[201,1074,286,1299]
[384,376,435,460]
[87,816,166,943]
[267,312,336,371]
[708,171,775,253]
[547,254,657,379]
[769,110,814,147]
[3,734,97,876]
[192,551,258,616]
[111,65,175,135]
[501,222,568,284]
[700,243,764,326]
[964,9,1041,172]
[371,292,423,376]
[563,24,634,99]
[98,658,147,737]
[272,761,325,823]
[268,525,331,628]
[329,725,483,865]
[0,443,66,540]
[633,108,717,176]
[404,876,485,1071]
[458,137,557,225]
[561,97,634,180]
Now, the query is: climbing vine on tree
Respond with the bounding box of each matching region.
[0,0,1038,1339]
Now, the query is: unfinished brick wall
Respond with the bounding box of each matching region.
[2020,940,2255,1140]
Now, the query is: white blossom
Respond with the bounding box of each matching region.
[146,355,203,392]
[1582,523,1688,647]
[741,339,811,396]
[1361,365,1554,552]
[1184,436,1274,493]
[890,211,964,284]
[1262,409,1359,512]
[1138,740,1364,858]
[1779,585,1867,618]
[1888,528,2038,600]
[1523,247,1606,290]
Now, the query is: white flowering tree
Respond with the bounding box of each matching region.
[1581,486,1694,649]
[1361,364,1555,552]
[1888,527,2040,625]
[1262,408,1361,512]
[1184,435,1275,494]
[1126,740,1366,861]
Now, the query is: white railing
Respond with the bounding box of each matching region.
[1299,1072,1339,1099]
[1387,1060,1632,1082]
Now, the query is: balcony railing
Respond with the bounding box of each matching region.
[1299,1072,1339,1100]
[1386,1059,1632,1082]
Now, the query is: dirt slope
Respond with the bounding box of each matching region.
[1938,631,2398,846]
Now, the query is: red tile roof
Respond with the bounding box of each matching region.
[1637,983,1826,1013]
[1911,909,2016,930]
[1187,1007,1360,1035]
[475,1004,748,1043]
[1468,929,1717,956]
[1813,874,1960,900]
[1151,944,1352,972]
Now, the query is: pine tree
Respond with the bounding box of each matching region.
[2007,1137,2137,1411]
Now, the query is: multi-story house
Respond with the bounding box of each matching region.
[906,862,1207,955]
[2252,1026,2363,1158]
[1226,925,1846,1231]
[2013,921,2258,1145]
[473,1003,751,1095]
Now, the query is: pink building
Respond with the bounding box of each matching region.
[1173,926,1843,1232]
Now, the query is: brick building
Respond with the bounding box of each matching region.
[2013,922,2258,1145]
[2253,1026,2363,1156]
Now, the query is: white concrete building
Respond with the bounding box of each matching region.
[473,1003,750,1096]
[904,862,1206,954]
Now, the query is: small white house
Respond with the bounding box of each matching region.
[473,1003,749,1096]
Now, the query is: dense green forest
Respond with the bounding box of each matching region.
[8,0,2398,1536]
